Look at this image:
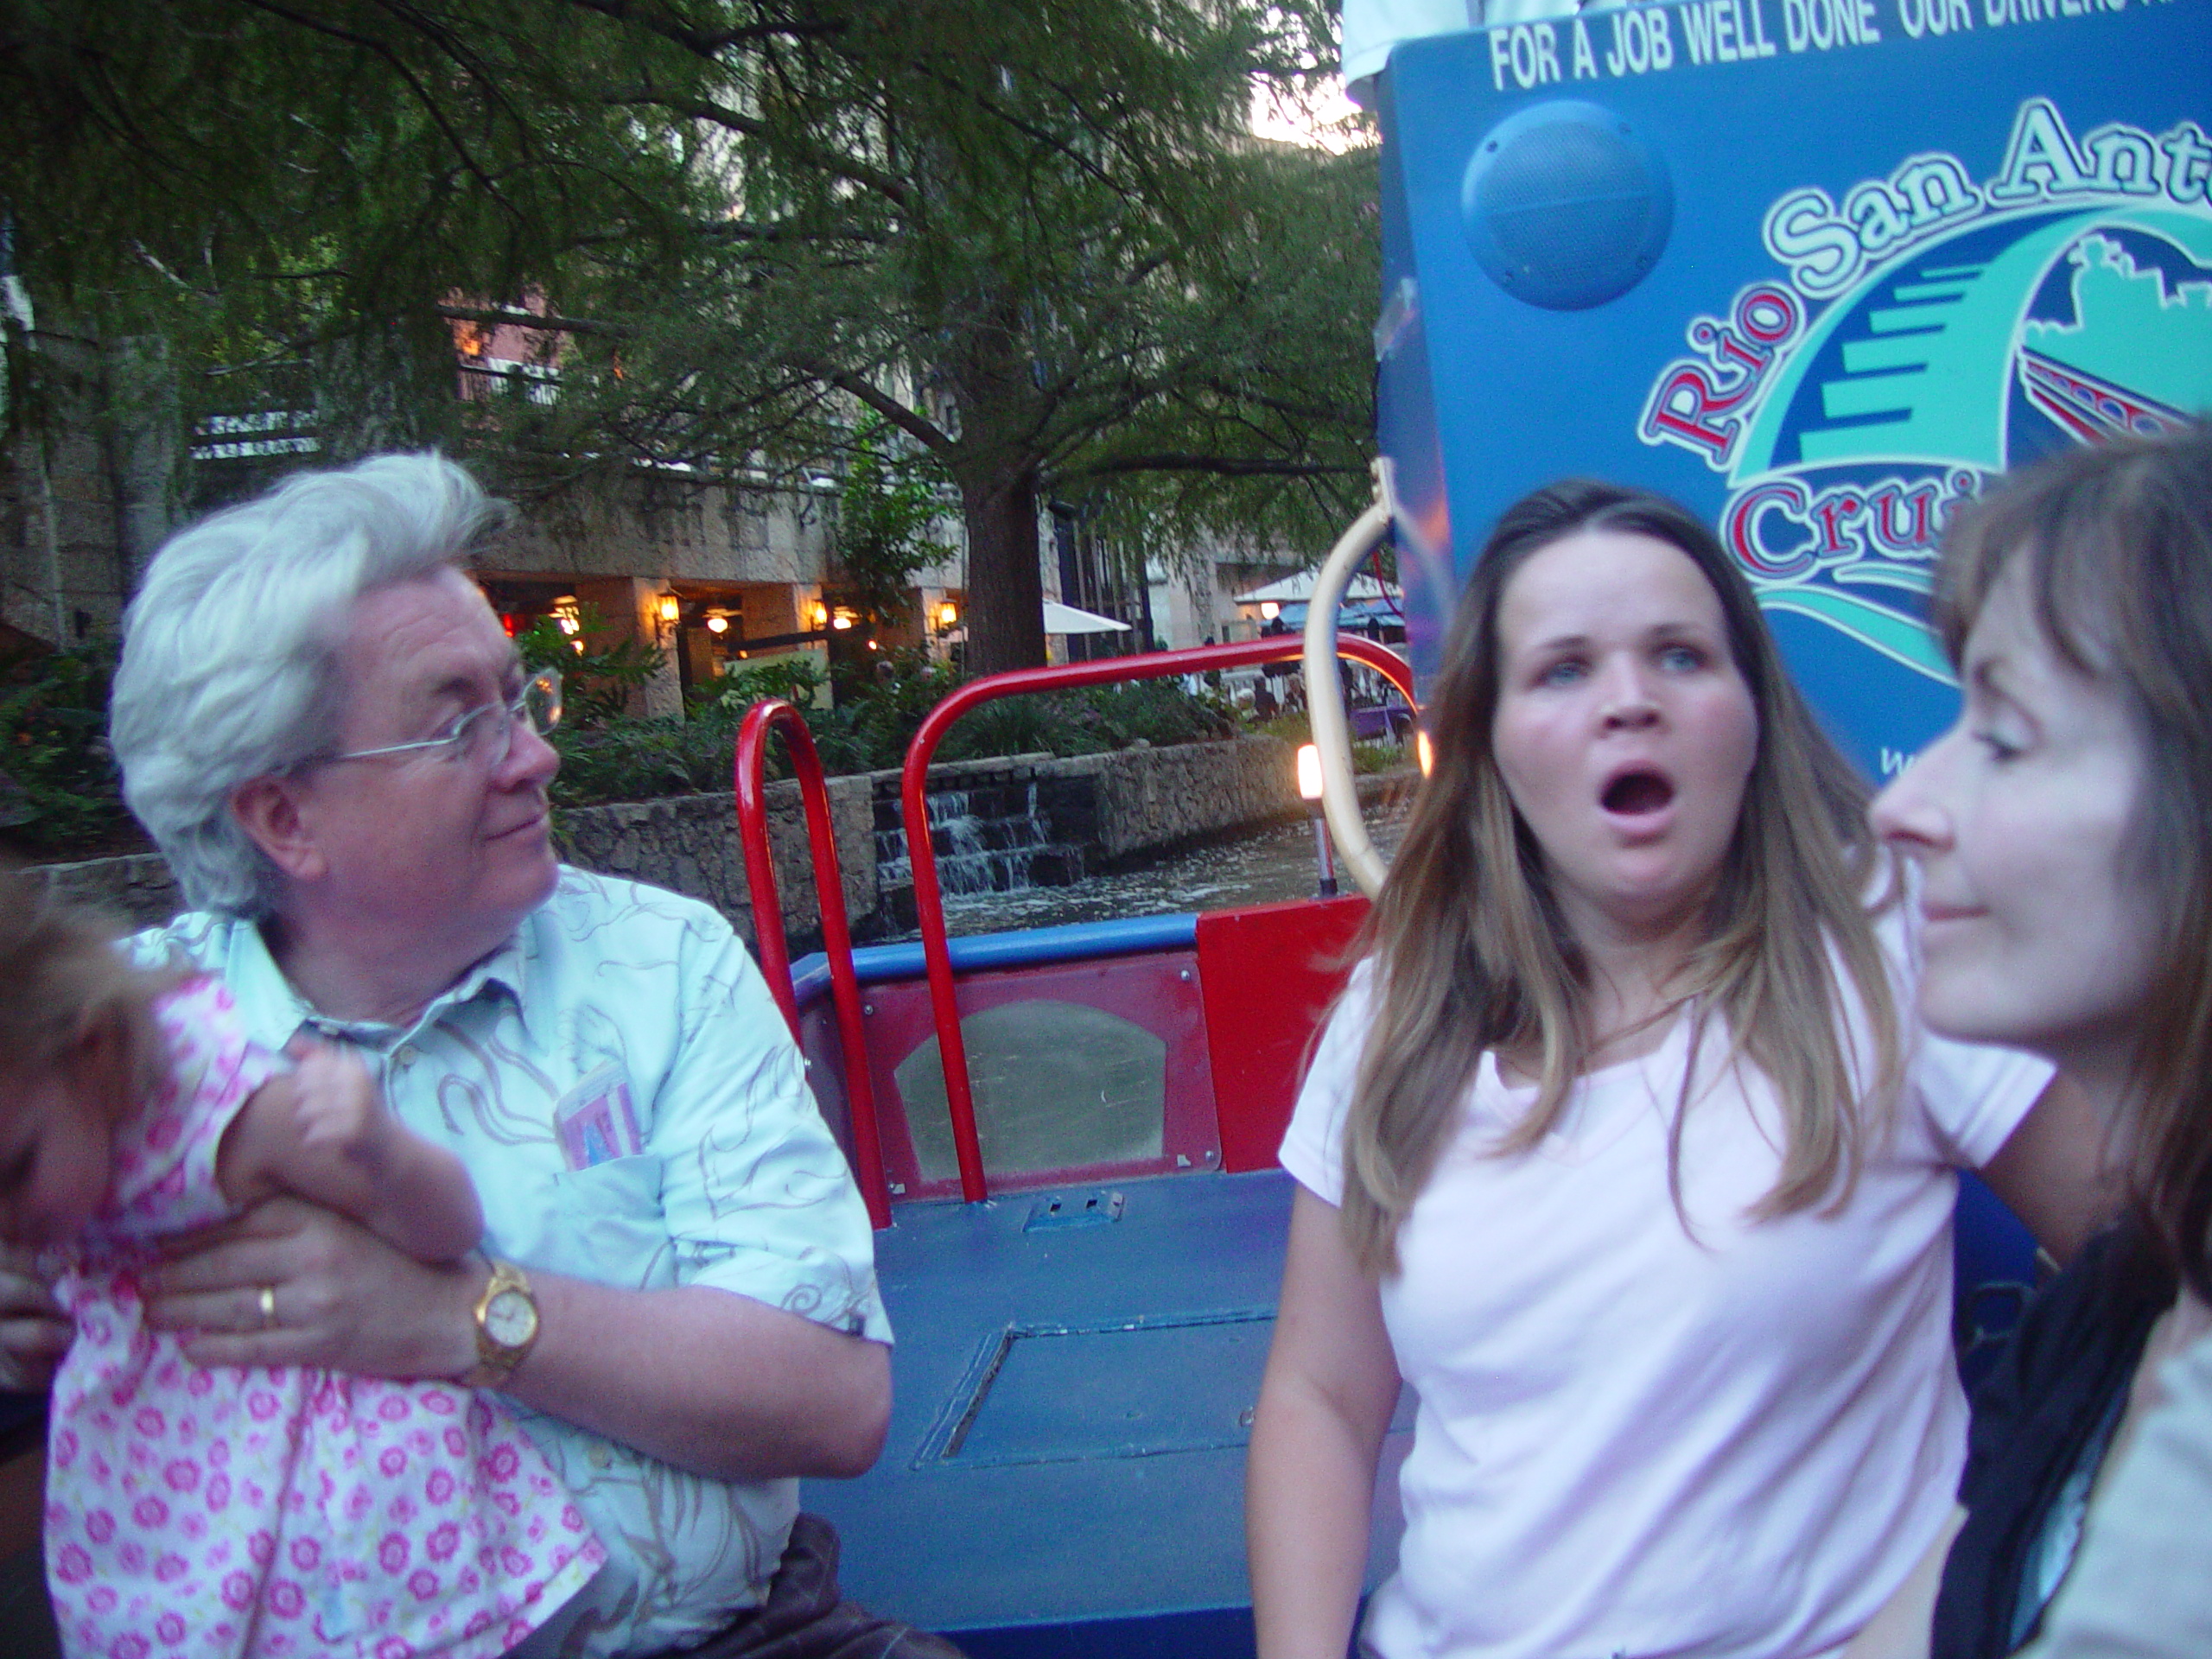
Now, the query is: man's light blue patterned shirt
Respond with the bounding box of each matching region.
[139,868,892,1657]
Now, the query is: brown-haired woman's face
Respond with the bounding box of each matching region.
[1490,530,1758,944]
[1872,558,2160,1084]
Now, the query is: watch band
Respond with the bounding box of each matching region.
[464,1257,540,1389]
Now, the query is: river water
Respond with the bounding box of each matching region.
[931,781,1418,937]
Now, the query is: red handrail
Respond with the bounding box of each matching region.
[734,700,892,1230]
[904,637,1417,1204]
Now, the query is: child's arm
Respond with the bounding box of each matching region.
[215,1040,483,1262]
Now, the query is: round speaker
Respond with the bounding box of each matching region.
[1461,101,1674,311]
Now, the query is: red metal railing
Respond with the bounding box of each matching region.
[904,637,1418,1204]
[734,700,892,1230]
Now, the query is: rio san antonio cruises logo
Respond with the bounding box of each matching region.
[1638,99,2212,682]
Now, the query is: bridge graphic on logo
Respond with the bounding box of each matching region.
[1722,207,2212,683]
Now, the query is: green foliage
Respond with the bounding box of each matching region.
[0,644,134,852]
[0,1,696,455]
[836,418,950,627]
[693,654,831,716]
[514,606,666,727]
[2,1,1377,673]
[545,652,1236,806]
[938,679,1236,765]
[0,630,1256,844]
[1252,709,1408,775]
[548,714,733,808]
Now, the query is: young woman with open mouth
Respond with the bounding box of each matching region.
[1246,480,2109,1659]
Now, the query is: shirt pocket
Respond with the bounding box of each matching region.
[521,1154,677,1289]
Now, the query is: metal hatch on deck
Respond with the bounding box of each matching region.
[923,1310,1276,1470]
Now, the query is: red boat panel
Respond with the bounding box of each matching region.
[1196,897,1370,1174]
[856,951,1222,1201]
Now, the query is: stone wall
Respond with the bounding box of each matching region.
[31,775,880,954]
[550,776,876,952]
[36,851,183,931]
[1057,735,1300,861]
[31,734,1338,943]
[863,735,1300,864]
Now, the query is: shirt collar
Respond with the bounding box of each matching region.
[212,913,536,1053]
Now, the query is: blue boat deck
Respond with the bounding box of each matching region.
[809,1168,1411,1657]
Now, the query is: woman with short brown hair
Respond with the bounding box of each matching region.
[1860,423,2212,1659]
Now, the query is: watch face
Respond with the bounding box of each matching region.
[484,1287,538,1349]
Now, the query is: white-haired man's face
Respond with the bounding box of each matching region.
[276,568,561,964]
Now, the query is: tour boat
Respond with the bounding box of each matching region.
[728,4,2209,1651]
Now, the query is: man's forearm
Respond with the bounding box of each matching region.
[499,1272,892,1482]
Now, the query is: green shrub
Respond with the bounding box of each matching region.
[0,643,135,854]
[516,606,667,726]
[547,653,1242,806]
[1252,709,1413,775]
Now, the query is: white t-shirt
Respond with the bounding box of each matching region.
[2023,1326,2212,1659]
[1278,905,2050,1659]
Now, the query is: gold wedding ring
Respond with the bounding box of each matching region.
[257,1285,276,1330]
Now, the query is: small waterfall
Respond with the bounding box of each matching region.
[877,782,1072,894]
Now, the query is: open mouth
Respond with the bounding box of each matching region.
[1600,769,1675,817]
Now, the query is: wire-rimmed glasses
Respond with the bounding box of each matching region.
[320,668,563,771]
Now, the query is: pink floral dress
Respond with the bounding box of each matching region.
[43,978,603,1659]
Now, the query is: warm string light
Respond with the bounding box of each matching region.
[552,597,585,656]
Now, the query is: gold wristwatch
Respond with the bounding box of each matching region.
[465,1258,541,1389]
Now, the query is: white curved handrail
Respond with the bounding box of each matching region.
[1300,459,1403,899]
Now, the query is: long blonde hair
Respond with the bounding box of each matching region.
[1340,480,1899,1273]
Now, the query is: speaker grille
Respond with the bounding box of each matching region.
[1462,102,1674,311]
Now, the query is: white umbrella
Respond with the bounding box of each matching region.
[1232,569,1397,606]
[1043,600,1133,635]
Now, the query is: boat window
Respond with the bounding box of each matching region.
[896,1000,1167,1179]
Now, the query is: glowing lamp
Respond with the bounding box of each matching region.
[654,594,682,626]
[1259,601,1281,621]
[938,601,960,629]
[705,614,729,634]
[1297,743,1337,897]
[830,608,855,631]
[1416,729,1434,779]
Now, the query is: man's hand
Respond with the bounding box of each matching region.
[0,1246,69,1391]
[141,1197,892,1483]
[139,1196,478,1379]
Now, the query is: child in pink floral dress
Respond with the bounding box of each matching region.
[0,874,601,1658]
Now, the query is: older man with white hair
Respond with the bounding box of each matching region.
[0,454,954,1658]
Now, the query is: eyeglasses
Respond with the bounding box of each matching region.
[320,668,563,771]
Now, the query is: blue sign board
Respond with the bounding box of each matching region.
[1376,0,2212,777]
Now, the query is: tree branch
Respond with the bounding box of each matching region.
[824,372,952,456]
[1068,453,1363,480]
[435,302,628,337]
